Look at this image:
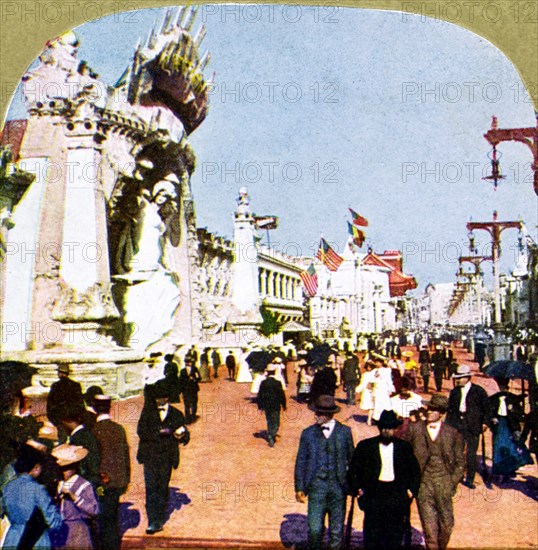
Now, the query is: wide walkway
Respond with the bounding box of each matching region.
[114,347,537,548]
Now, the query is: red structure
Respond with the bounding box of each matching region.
[363,249,417,297]
[484,115,538,194]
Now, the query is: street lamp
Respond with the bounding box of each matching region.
[467,211,523,360]
[484,115,538,194]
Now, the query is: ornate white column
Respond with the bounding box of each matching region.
[231,187,260,314]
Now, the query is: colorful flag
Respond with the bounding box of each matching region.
[349,208,369,227]
[347,222,365,248]
[316,238,343,271]
[300,263,318,297]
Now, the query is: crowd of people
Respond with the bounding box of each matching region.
[0,330,537,549]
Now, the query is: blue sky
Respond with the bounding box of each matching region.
[6,5,537,290]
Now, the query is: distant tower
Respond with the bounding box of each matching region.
[231,187,260,314]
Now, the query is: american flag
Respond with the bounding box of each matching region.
[300,263,318,297]
[316,238,344,272]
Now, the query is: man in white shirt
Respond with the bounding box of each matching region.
[403,394,465,550]
[446,365,492,489]
[347,410,421,550]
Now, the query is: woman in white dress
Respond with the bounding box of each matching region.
[356,361,376,425]
[371,360,395,422]
[235,348,253,383]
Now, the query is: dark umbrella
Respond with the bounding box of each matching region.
[246,350,271,373]
[307,343,333,368]
[483,360,534,380]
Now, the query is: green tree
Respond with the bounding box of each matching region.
[259,305,283,337]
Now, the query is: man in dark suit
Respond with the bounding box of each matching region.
[347,409,421,550]
[430,346,445,392]
[294,395,354,550]
[403,394,465,550]
[179,356,202,424]
[225,351,236,380]
[446,365,492,489]
[137,382,190,534]
[60,406,101,487]
[93,395,131,550]
[46,364,85,442]
[310,366,337,402]
[211,349,222,379]
[257,365,287,447]
[342,351,360,405]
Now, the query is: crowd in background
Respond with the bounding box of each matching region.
[0,327,537,549]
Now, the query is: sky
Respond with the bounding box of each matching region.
[6,5,538,291]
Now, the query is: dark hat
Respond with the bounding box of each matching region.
[376,410,403,429]
[94,394,112,402]
[84,385,104,402]
[308,395,341,415]
[151,381,170,399]
[184,355,194,364]
[164,354,175,361]
[422,393,448,412]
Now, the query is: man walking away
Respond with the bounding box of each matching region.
[257,365,287,447]
[342,351,360,405]
[225,351,236,380]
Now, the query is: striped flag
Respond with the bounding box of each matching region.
[300,263,318,297]
[316,238,343,271]
[349,208,369,227]
[347,222,365,248]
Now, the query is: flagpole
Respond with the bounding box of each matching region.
[266,228,271,248]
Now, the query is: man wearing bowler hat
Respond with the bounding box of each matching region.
[403,394,465,550]
[46,364,85,442]
[137,381,190,534]
[294,395,354,550]
[446,365,492,489]
[347,409,420,550]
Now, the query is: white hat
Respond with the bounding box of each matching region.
[51,444,88,467]
[452,365,472,379]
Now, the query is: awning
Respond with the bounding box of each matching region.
[281,320,311,332]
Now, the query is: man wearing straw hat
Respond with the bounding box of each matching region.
[294,395,354,550]
[446,365,492,489]
[403,394,465,550]
[347,409,420,550]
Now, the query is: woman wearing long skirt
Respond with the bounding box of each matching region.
[356,362,376,425]
[490,379,532,482]
[51,444,99,549]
